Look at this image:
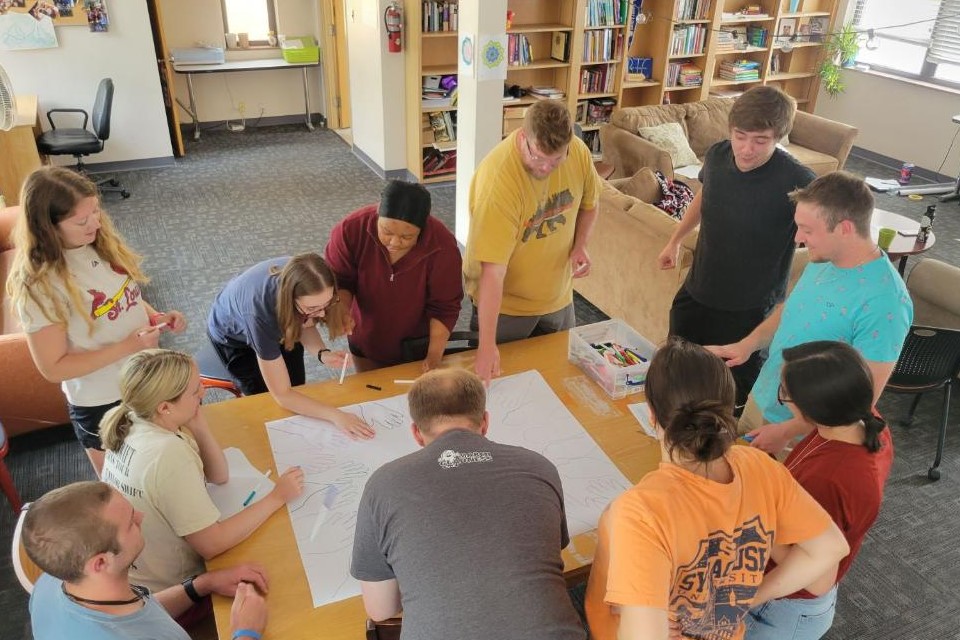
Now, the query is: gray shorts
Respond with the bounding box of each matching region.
[470,302,576,344]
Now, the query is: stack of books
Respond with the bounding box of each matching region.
[718,59,761,82]
[715,28,740,52]
[421,76,457,109]
[527,86,567,100]
[667,61,702,87]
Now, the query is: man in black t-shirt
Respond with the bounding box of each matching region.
[657,86,815,409]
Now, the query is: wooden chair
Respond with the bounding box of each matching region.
[196,341,241,399]
[11,502,43,593]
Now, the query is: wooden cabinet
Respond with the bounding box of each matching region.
[0,95,44,205]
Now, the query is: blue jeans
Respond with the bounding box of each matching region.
[744,586,838,640]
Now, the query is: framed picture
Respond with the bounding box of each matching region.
[776,18,797,45]
[808,16,828,43]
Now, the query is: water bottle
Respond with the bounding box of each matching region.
[917,204,935,245]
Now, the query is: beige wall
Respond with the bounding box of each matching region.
[160,0,325,124]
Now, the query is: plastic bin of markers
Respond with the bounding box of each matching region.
[568,319,657,399]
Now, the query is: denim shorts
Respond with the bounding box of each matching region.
[67,400,121,450]
[744,585,838,640]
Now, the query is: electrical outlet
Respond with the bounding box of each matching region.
[238,101,246,116]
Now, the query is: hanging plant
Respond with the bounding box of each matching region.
[819,23,861,97]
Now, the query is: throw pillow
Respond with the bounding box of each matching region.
[620,167,661,204]
[637,122,699,168]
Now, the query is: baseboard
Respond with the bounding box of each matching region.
[178,112,328,137]
[350,145,408,181]
[75,156,177,174]
[849,146,955,184]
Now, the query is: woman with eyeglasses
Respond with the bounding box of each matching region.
[585,337,848,640]
[744,341,893,640]
[207,252,374,439]
[324,180,463,372]
[8,166,186,476]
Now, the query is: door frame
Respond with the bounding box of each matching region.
[146,0,184,157]
[320,0,351,130]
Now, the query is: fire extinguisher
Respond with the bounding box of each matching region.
[385,1,402,53]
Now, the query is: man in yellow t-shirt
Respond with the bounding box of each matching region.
[464,100,601,384]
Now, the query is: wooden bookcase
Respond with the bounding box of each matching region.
[402,0,840,183]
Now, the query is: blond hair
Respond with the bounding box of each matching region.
[23,481,119,582]
[99,349,194,452]
[523,100,573,154]
[274,253,345,350]
[408,369,486,433]
[7,166,147,334]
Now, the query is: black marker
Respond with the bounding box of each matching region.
[365,384,382,391]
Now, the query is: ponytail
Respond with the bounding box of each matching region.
[99,403,133,452]
[862,413,885,453]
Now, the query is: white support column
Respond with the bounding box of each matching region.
[454,0,508,245]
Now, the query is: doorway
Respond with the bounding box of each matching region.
[320,0,351,133]
[146,0,184,157]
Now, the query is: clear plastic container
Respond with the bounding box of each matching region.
[568,320,657,399]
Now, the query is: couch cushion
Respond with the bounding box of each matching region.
[683,98,731,157]
[638,122,699,168]
[782,144,839,176]
[611,103,689,137]
[619,167,661,203]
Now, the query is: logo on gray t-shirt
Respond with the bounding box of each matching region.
[437,449,493,469]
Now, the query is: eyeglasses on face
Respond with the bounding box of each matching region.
[523,135,569,168]
[776,383,792,406]
[296,294,340,317]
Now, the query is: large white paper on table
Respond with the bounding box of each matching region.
[206,448,276,519]
[265,369,632,608]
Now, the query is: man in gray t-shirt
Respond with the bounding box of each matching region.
[351,369,585,640]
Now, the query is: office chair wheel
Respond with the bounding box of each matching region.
[928,467,941,481]
[120,190,130,199]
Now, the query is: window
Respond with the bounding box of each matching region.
[221,0,277,46]
[853,0,960,89]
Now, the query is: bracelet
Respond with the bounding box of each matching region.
[317,348,331,364]
[181,575,202,604]
[232,630,262,640]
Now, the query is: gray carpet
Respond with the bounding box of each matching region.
[0,127,957,640]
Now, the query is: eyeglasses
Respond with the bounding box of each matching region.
[776,383,791,406]
[296,294,340,317]
[523,135,569,168]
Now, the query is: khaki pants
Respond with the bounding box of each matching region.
[737,395,767,435]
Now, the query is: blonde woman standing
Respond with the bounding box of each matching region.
[100,349,304,602]
[8,166,186,475]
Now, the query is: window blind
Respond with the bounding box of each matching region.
[928,0,960,65]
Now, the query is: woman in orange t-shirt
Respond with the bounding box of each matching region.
[585,338,849,640]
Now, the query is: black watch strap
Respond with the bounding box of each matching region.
[182,575,202,603]
[318,348,331,363]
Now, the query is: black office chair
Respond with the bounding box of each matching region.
[36,78,130,198]
[885,326,960,481]
[400,330,479,363]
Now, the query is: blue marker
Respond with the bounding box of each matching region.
[742,433,756,443]
[242,470,273,507]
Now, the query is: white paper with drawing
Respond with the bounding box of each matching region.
[265,369,632,608]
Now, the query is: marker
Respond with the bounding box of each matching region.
[393,379,416,384]
[338,352,350,385]
[242,469,273,507]
[136,324,165,337]
[742,433,756,443]
[366,384,382,391]
[574,262,588,274]
[309,485,341,541]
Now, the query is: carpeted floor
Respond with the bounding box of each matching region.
[0,126,957,639]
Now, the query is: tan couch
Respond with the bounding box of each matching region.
[575,180,809,344]
[599,97,859,180]
[0,206,70,437]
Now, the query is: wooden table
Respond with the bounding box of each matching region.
[172,59,321,141]
[204,331,660,640]
[0,95,45,206]
[872,208,936,275]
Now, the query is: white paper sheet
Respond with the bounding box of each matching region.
[265,369,632,608]
[206,447,276,519]
[627,401,658,438]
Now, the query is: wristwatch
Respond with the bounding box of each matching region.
[181,574,202,603]
[317,348,331,364]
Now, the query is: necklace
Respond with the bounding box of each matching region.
[62,583,148,606]
[786,435,831,472]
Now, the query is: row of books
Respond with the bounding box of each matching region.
[584,0,628,27]
[422,1,458,33]
[675,0,711,21]
[666,62,703,87]
[670,24,708,56]
[508,33,533,66]
[579,65,616,94]
[716,25,768,50]
[585,97,617,125]
[582,28,624,63]
[422,148,457,177]
[718,59,760,82]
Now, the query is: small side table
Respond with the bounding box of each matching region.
[0,421,23,514]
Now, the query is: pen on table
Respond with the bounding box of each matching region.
[365,384,382,391]
[338,352,350,385]
[242,469,273,507]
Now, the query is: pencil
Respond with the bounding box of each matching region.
[339,352,350,385]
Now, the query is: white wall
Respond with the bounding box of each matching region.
[0,2,173,164]
[160,0,325,124]
[344,0,405,171]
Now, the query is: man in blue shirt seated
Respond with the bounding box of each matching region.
[709,171,913,454]
[23,481,268,640]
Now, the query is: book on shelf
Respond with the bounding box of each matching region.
[675,0,711,21]
[670,24,707,56]
[585,0,627,27]
[583,28,624,63]
[746,25,768,47]
[422,1,458,33]
[508,33,533,66]
[718,59,760,82]
[626,56,654,79]
[579,65,616,93]
[423,148,457,176]
[527,86,566,99]
[586,98,617,125]
[551,31,570,62]
[666,61,702,87]
[721,11,770,21]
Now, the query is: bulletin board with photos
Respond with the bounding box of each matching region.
[0,0,104,28]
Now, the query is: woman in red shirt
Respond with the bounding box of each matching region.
[745,340,893,640]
